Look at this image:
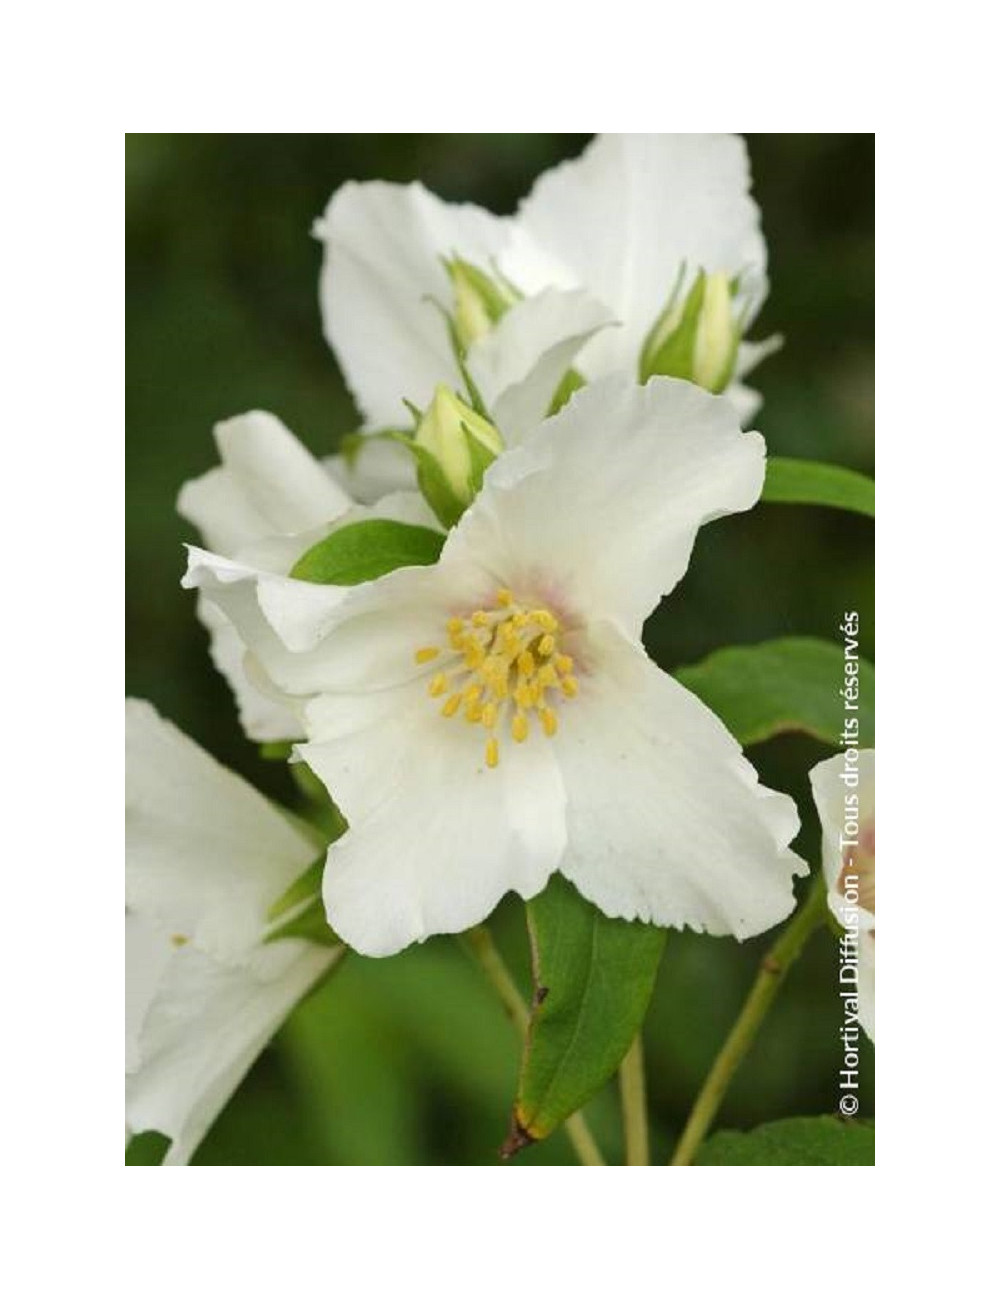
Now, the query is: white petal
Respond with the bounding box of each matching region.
[125,912,172,1073]
[324,439,416,504]
[465,287,616,443]
[126,919,334,1165]
[183,547,356,692]
[195,595,304,742]
[178,411,351,555]
[554,623,804,938]
[301,679,565,957]
[809,749,875,931]
[446,374,765,637]
[125,699,318,962]
[316,181,510,428]
[503,134,767,377]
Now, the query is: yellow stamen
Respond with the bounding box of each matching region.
[514,682,535,709]
[464,642,486,669]
[423,592,576,769]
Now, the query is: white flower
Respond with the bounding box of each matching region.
[185,376,805,959]
[126,699,338,1164]
[316,134,772,435]
[178,410,435,740]
[809,749,874,1040]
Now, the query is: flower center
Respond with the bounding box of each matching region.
[412,588,577,769]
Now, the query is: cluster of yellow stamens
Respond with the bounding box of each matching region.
[412,588,578,769]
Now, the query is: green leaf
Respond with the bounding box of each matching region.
[505,876,665,1153]
[125,1130,171,1165]
[675,637,874,748]
[697,1117,874,1165]
[289,519,444,585]
[266,896,340,948]
[763,457,875,518]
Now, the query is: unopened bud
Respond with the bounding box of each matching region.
[444,257,519,350]
[640,269,741,393]
[414,384,504,505]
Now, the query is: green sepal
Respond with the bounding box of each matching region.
[547,367,586,416]
[675,637,875,748]
[503,876,666,1154]
[267,854,326,923]
[290,519,445,586]
[641,269,705,384]
[259,741,293,761]
[461,419,498,498]
[385,431,467,529]
[266,896,340,948]
[763,457,875,518]
[638,260,688,382]
[696,1117,874,1166]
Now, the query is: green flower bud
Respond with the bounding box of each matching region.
[639,269,741,394]
[414,384,505,506]
[444,257,519,351]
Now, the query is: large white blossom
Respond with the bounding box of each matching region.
[185,376,805,959]
[809,749,875,1040]
[315,133,771,445]
[126,699,338,1164]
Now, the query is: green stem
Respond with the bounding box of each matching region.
[670,874,828,1167]
[619,1034,649,1165]
[464,925,606,1166]
[565,1113,606,1167]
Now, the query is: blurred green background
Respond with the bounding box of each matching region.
[126,134,874,1165]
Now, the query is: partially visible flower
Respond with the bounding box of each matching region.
[809,749,875,1040]
[186,376,806,959]
[316,134,774,430]
[126,699,338,1165]
[178,410,435,740]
